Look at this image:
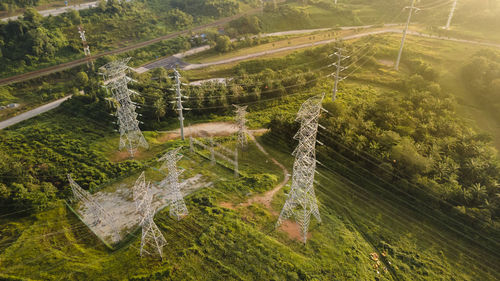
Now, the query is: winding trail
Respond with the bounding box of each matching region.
[226,133,290,213]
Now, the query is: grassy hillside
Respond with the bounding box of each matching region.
[1,27,500,280]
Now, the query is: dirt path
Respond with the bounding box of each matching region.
[157,121,267,140]
[221,132,289,215]
[239,133,289,212]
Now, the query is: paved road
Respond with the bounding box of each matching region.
[134,28,335,73]
[0,95,72,130]
[1,1,100,22]
[179,28,500,71]
[182,29,396,70]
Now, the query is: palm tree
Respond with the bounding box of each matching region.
[153,98,166,122]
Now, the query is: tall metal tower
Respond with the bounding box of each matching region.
[233,104,248,148]
[100,58,149,157]
[138,187,167,258]
[132,171,151,225]
[67,174,111,226]
[276,94,325,243]
[158,147,188,220]
[173,69,186,140]
[78,25,93,69]
[329,48,349,101]
[444,0,458,30]
[395,0,420,70]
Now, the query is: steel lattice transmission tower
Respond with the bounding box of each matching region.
[132,171,151,225]
[158,147,188,220]
[233,104,248,148]
[138,188,167,258]
[78,25,93,68]
[67,174,111,226]
[100,58,148,157]
[276,94,326,243]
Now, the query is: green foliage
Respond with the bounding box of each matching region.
[462,49,500,103]
[165,8,193,28]
[0,95,142,213]
[227,15,262,36]
[0,86,15,105]
[214,35,233,53]
[0,0,245,77]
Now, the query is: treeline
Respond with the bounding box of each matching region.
[130,66,319,130]
[268,57,500,225]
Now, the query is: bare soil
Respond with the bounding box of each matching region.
[279,220,311,242]
[238,134,289,214]
[378,59,394,67]
[76,174,210,245]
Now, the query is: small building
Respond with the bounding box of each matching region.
[6,103,19,108]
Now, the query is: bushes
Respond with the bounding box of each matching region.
[267,56,500,224]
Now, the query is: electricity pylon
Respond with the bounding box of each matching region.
[67,174,111,226]
[158,147,188,220]
[276,94,325,243]
[395,0,420,70]
[78,25,93,69]
[233,104,248,148]
[444,0,458,30]
[329,48,349,101]
[172,69,186,140]
[138,187,167,258]
[100,58,148,157]
[132,171,151,225]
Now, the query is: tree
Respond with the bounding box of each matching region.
[166,9,193,28]
[22,7,42,27]
[76,71,89,88]
[153,98,166,121]
[215,35,232,53]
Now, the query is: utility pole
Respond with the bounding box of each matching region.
[173,69,185,140]
[276,94,326,243]
[100,58,149,157]
[158,147,188,220]
[395,0,420,71]
[329,48,349,101]
[444,0,458,30]
[78,25,93,69]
